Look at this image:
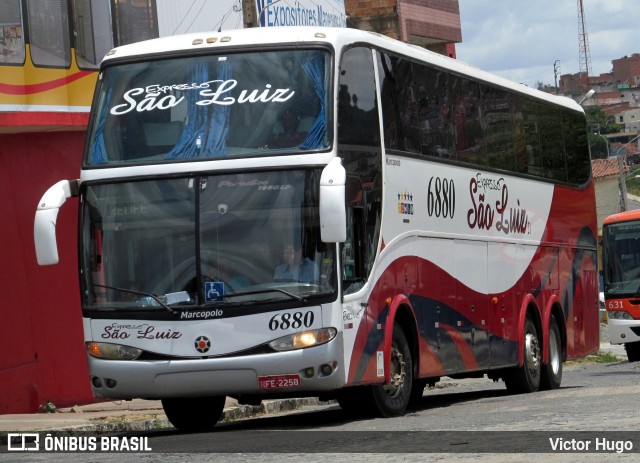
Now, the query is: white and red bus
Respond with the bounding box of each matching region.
[34,26,599,431]
[602,209,640,362]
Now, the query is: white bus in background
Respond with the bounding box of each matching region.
[35,26,598,431]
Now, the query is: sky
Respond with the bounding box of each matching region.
[456,0,639,88]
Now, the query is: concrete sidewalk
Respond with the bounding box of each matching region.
[0,396,325,433]
[0,342,628,434]
[599,341,626,357]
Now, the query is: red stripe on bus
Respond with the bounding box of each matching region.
[0,71,93,95]
[440,324,479,370]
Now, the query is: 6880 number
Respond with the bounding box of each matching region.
[269,311,315,331]
[427,177,455,218]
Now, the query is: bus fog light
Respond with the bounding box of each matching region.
[268,328,337,351]
[320,363,334,376]
[303,367,314,378]
[86,342,142,360]
[91,377,103,388]
[104,378,118,388]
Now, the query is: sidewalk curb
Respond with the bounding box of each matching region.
[3,398,325,435]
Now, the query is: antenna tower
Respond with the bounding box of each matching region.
[577,0,592,87]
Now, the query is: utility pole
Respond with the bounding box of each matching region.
[243,0,258,28]
[553,60,560,93]
[618,155,629,212]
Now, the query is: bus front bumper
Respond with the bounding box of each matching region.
[607,318,640,344]
[87,333,345,399]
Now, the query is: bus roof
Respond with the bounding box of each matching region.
[101,26,583,114]
[603,209,640,226]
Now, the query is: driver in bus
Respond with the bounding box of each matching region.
[274,242,319,284]
[269,109,306,148]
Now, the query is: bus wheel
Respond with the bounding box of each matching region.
[540,315,563,390]
[408,379,427,409]
[161,396,225,432]
[336,386,373,416]
[624,341,640,362]
[505,315,541,393]
[371,323,413,417]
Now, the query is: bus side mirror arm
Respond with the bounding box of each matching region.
[34,179,79,265]
[319,158,347,243]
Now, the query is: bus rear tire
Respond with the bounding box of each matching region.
[624,341,640,362]
[504,315,541,393]
[370,323,413,417]
[162,396,225,432]
[540,315,563,390]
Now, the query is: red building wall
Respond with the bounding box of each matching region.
[0,131,93,413]
[345,0,461,57]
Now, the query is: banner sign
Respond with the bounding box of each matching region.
[255,0,347,28]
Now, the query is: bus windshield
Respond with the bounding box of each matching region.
[81,169,336,309]
[603,220,640,297]
[85,49,331,166]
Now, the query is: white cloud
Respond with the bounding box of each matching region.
[457,0,640,87]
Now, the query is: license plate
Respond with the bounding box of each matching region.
[258,374,301,390]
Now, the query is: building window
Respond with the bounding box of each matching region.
[113,0,159,47]
[0,0,25,65]
[27,0,71,68]
[75,0,114,69]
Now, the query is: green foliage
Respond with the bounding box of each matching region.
[589,133,609,159]
[567,350,621,364]
[585,106,624,135]
[625,166,640,196]
[585,105,624,159]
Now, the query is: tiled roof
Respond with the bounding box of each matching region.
[592,157,629,179]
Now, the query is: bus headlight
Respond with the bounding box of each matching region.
[609,311,633,320]
[86,342,142,360]
[268,328,337,351]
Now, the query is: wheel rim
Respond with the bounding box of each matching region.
[383,343,406,398]
[524,331,541,377]
[549,328,561,375]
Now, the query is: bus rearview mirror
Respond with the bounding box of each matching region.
[34,180,77,265]
[319,158,346,243]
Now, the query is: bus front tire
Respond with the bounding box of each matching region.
[337,324,413,418]
[161,396,225,432]
[624,341,640,362]
[370,323,413,417]
[505,315,541,393]
[540,315,563,390]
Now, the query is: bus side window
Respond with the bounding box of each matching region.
[414,65,454,159]
[338,47,380,146]
[451,76,485,165]
[483,85,516,171]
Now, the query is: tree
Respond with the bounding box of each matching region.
[585,106,623,135]
[589,134,609,159]
[585,106,623,159]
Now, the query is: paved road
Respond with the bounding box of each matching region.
[5,358,640,462]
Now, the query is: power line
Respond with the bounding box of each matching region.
[184,0,212,32]
[171,0,201,35]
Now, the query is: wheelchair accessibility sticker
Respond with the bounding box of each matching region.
[205,281,225,302]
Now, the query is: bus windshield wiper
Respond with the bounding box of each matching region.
[221,288,306,302]
[93,284,179,315]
